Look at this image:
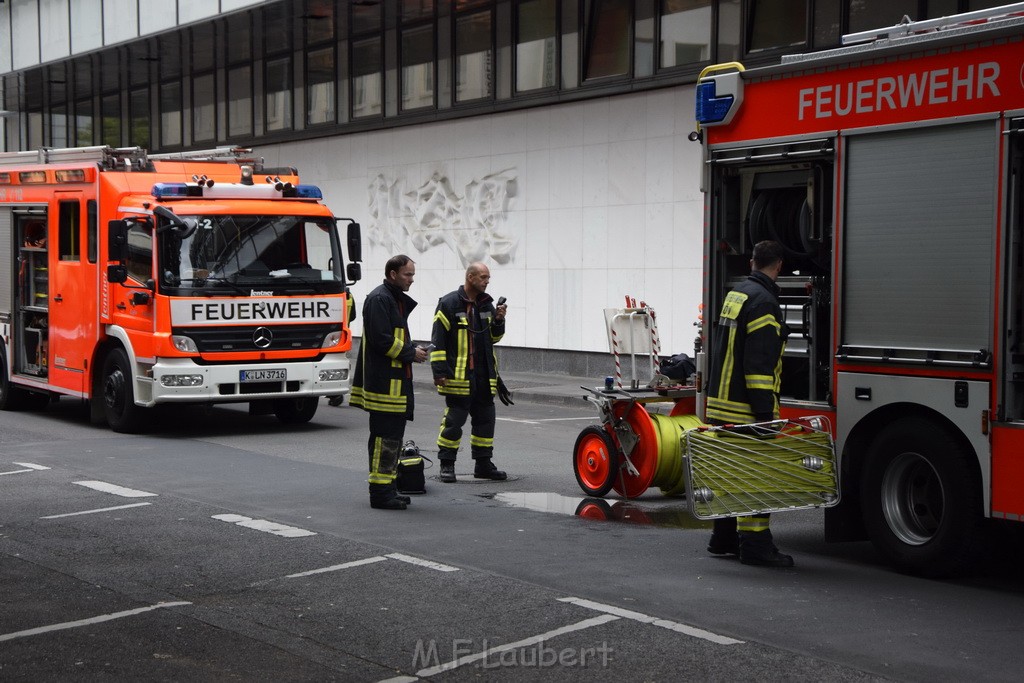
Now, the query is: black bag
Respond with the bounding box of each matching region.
[660,353,696,381]
[396,441,431,494]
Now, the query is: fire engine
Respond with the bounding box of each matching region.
[692,4,1024,575]
[0,146,362,433]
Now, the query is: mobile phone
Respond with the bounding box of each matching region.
[496,296,507,306]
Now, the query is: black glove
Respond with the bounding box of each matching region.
[497,376,514,406]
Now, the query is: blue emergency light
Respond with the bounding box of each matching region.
[292,184,323,199]
[694,68,744,127]
[152,182,202,198]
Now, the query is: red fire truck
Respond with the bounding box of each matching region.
[0,146,361,432]
[692,5,1024,575]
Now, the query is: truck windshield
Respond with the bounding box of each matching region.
[157,214,345,294]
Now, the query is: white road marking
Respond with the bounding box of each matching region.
[0,601,191,642]
[558,597,744,645]
[496,417,540,425]
[286,556,388,578]
[74,481,158,498]
[497,416,594,425]
[414,614,620,677]
[0,462,51,476]
[378,677,418,683]
[386,553,460,572]
[41,502,153,519]
[212,513,316,538]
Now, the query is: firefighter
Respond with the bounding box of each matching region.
[350,255,428,510]
[705,240,794,567]
[431,262,509,483]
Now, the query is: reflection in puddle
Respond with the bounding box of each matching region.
[485,492,712,530]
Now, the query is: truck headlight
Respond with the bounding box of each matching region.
[171,335,199,353]
[160,374,204,387]
[319,369,348,381]
[321,330,342,348]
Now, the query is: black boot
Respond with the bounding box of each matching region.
[369,483,407,510]
[388,482,411,505]
[439,461,457,483]
[473,458,507,480]
[739,534,793,567]
[707,517,739,555]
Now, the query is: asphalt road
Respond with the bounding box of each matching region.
[2,388,1023,682]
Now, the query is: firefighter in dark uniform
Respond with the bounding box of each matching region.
[350,255,428,510]
[431,262,509,483]
[705,240,794,567]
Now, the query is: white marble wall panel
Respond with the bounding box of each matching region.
[268,85,705,357]
[0,7,10,74]
[11,0,41,70]
[70,0,103,54]
[179,0,220,24]
[39,0,70,62]
[103,0,137,45]
[139,2,178,35]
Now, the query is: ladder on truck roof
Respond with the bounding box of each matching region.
[842,1,1024,45]
[0,145,259,171]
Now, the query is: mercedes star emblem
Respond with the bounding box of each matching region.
[253,326,273,349]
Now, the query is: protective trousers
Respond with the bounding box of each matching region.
[368,412,407,485]
[713,514,775,549]
[436,372,495,462]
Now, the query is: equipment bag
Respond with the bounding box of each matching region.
[396,441,432,494]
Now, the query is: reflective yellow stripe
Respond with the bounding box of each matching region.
[386,328,405,359]
[470,435,493,448]
[745,374,774,390]
[430,350,446,363]
[737,516,770,533]
[455,328,468,378]
[434,310,451,330]
[717,324,738,402]
[747,314,780,335]
[719,291,748,320]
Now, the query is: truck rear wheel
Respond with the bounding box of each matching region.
[102,349,144,433]
[860,417,986,577]
[273,396,318,424]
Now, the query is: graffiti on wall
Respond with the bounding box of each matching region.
[367,169,519,266]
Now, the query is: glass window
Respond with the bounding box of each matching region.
[226,13,252,65]
[160,81,182,147]
[748,0,806,52]
[352,38,383,118]
[87,200,97,264]
[58,201,80,262]
[73,57,92,100]
[585,0,631,80]
[402,0,435,22]
[456,11,493,102]
[228,66,253,137]
[192,24,216,73]
[305,0,335,44]
[848,0,916,34]
[75,99,94,147]
[193,73,216,142]
[307,47,336,125]
[660,0,712,68]
[516,0,557,92]
[125,222,153,284]
[159,33,182,80]
[264,3,292,53]
[717,0,741,61]
[130,88,150,148]
[101,93,120,147]
[51,105,69,148]
[352,1,382,33]
[402,24,435,111]
[813,0,841,48]
[266,57,293,131]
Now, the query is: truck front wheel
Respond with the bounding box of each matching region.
[102,349,144,433]
[273,396,319,424]
[860,417,986,577]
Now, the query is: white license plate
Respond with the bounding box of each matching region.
[240,368,287,383]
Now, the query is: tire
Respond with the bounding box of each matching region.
[575,497,613,520]
[273,396,319,424]
[102,348,144,433]
[860,417,986,577]
[573,425,618,497]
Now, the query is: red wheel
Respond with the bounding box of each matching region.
[573,426,618,497]
[575,497,613,520]
[610,403,659,498]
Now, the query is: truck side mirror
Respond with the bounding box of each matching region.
[107,264,128,284]
[346,262,362,283]
[347,222,362,263]
[108,219,128,261]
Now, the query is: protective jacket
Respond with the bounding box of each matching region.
[350,280,419,417]
[430,286,505,396]
[706,270,787,424]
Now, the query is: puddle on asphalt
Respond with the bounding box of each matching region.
[481,492,712,530]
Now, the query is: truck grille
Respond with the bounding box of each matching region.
[174,324,336,352]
